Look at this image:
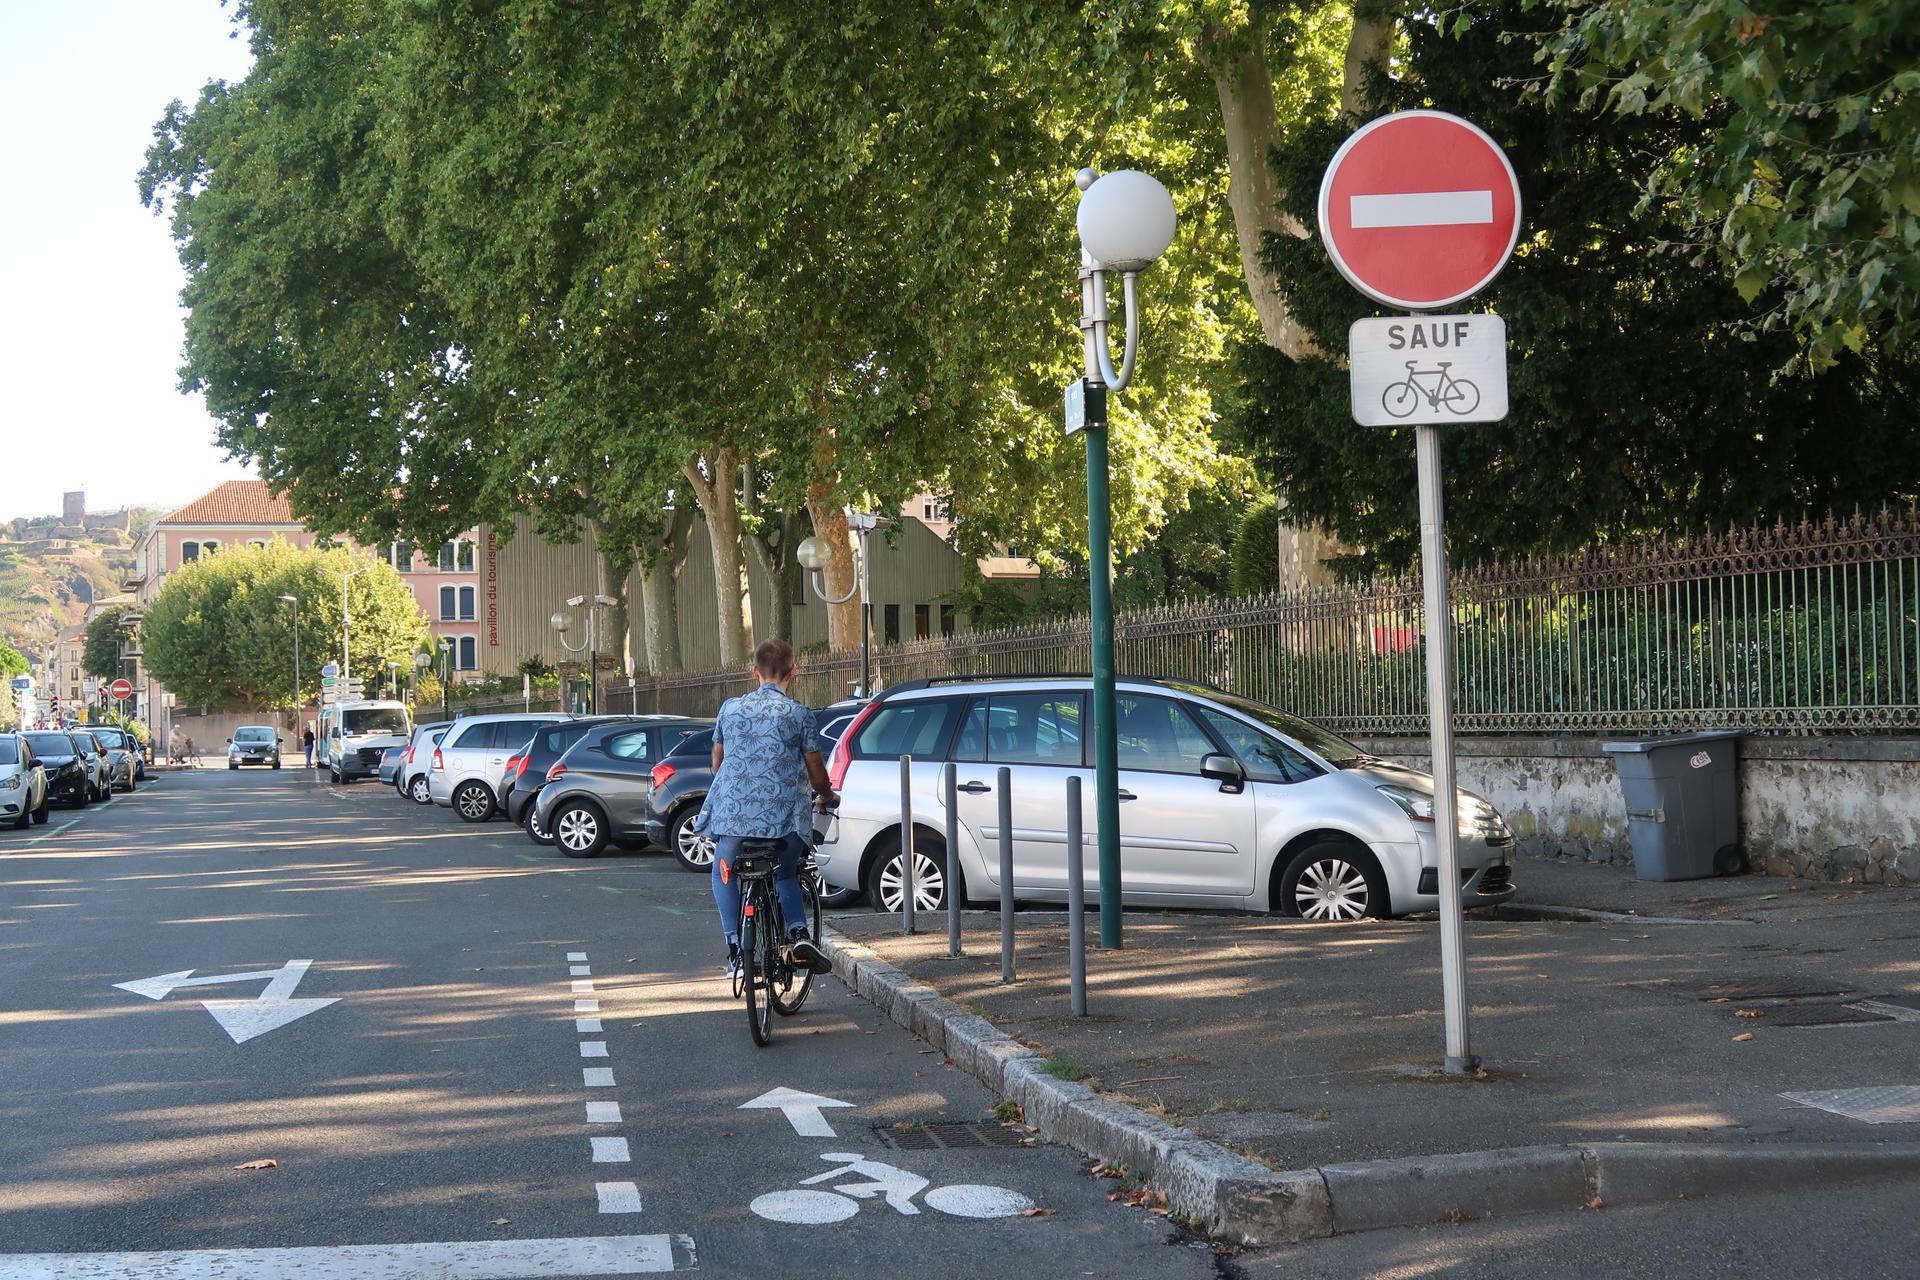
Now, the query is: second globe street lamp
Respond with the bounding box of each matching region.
[552,595,616,714]
[796,510,881,698]
[1071,167,1178,951]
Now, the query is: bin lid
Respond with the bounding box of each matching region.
[1601,729,1744,754]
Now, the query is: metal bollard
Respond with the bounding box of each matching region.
[944,762,962,957]
[1066,775,1087,1018]
[997,765,1014,983]
[899,754,915,935]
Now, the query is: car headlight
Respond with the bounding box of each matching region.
[0,775,19,791]
[1376,784,1435,823]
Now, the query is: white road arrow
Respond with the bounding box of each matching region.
[113,959,339,1044]
[739,1087,854,1138]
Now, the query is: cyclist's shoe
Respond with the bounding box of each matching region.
[724,942,742,981]
[787,928,832,975]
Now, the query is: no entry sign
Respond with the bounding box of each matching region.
[1317,110,1521,311]
[108,678,133,700]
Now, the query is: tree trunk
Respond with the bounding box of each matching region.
[1209,22,1317,360]
[1342,3,1400,119]
[804,487,862,652]
[637,506,692,675]
[683,449,751,667]
[592,536,631,701]
[741,456,795,643]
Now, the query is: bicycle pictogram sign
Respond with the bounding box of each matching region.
[750,1152,1035,1225]
[1381,360,1482,419]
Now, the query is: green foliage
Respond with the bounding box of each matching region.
[1522,0,1920,371]
[0,639,26,680]
[1232,4,1920,574]
[1228,496,1283,596]
[141,542,429,711]
[83,607,135,679]
[97,709,151,745]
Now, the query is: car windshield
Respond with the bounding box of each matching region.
[233,727,275,743]
[0,740,16,765]
[24,733,73,756]
[92,729,128,749]
[1201,691,1369,768]
[344,708,410,736]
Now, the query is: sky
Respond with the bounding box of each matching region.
[0,0,259,523]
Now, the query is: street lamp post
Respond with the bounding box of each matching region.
[1072,166,1178,951]
[330,566,371,678]
[551,595,615,714]
[437,639,453,720]
[797,511,880,698]
[414,650,430,715]
[386,660,400,700]
[278,594,301,742]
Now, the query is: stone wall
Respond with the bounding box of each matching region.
[1352,735,1920,888]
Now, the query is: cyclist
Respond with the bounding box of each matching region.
[698,639,837,980]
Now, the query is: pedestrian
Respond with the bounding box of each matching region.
[302,725,315,767]
[698,639,837,979]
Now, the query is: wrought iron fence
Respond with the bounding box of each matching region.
[626,510,1920,735]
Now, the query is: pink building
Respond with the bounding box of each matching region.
[125,481,482,719]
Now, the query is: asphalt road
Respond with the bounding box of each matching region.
[0,765,1219,1280]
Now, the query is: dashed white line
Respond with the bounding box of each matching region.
[590,1136,632,1163]
[567,952,588,962]
[577,1019,603,1033]
[580,1041,609,1058]
[586,1102,622,1124]
[570,965,592,976]
[583,1067,615,1087]
[596,1182,643,1214]
[0,1236,693,1278]
[575,999,600,1013]
[570,980,595,994]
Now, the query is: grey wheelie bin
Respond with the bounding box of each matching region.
[1601,730,1743,881]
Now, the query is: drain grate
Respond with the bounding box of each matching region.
[1764,1003,1895,1028]
[873,1123,1033,1151]
[1674,976,1857,1002]
[1782,1086,1920,1125]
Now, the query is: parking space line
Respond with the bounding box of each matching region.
[0,1235,695,1278]
[590,1136,632,1163]
[23,819,81,846]
[595,1182,643,1214]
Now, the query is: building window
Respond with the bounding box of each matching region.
[921,497,951,522]
[438,542,456,572]
[180,542,200,563]
[914,604,931,640]
[884,604,900,645]
[248,539,267,549]
[458,585,476,621]
[383,541,412,571]
[458,542,475,573]
[940,604,955,637]
[458,636,477,670]
[203,540,219,554]
[439,585,457,620]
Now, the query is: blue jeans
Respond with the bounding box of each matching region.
[712,833,811,947]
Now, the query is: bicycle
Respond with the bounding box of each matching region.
[728,830,826,1047]
[1381,360,1481,419]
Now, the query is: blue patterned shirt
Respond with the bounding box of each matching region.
[699,683,821,839]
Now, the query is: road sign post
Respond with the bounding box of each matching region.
[1320,110,1521,1076]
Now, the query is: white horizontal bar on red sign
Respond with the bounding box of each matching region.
[1349,190,1493,229]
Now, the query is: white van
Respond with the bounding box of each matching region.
[319,699,413,784]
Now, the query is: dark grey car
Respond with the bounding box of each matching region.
[532,720,711,859]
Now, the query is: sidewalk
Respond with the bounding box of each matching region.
[825,855,1920,1237]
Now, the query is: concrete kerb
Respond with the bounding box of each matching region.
[815,927,1920,1244]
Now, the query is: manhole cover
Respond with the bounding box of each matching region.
[1676,976,1856,1002]
[1782,1086,1920,1124]
[873,1123,1032,1151]
[1765,1003,1895,1028]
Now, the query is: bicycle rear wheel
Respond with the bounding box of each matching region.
[742,903,773,1047]
[772,878,821,1017]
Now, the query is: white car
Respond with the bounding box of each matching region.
[429,713,566,821]
[814,675,1516,920]
[0,733,50,828]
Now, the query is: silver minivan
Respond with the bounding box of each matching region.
[814,676,1516,920]
[429,713,566,821]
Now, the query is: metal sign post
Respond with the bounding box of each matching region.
[1319,109,1521,1076]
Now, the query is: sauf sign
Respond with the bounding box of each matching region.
[1316,109,1522,1077]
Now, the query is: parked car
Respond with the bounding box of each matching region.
[503,716,700,842]
[227,725,283,769]
[814,698,869,752]
[24,731,96,808]
[378,743,406,786]
[72,730,113,801]
[395,721,453,804]
[643,728,715,870]
[0,732,50,828]
[88,726,139,792]
[533,719,715,858]
[428,713,568,821]
[812,675,1517,920]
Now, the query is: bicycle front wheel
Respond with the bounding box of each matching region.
[1441,378,1481,416]
[772,878,821,1017]
[742,908,773,1047]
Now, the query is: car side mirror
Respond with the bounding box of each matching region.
[225,738,233,744]
[1200,753,1247,793]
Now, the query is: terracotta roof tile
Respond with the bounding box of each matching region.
[159,480,299,527]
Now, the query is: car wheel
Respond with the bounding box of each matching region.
[272,759,281,770]
[552,801,607,858]
[32,796,49,825]
[229,761,239,770]
[668,806,715,872]
[124,774,136,794]
[1278,842,1388,921]
[453,781,496,822]
[73,786,89,808]
[867,831,952,914]
[524,803,555,846]
[408,775,432,805]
